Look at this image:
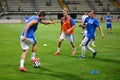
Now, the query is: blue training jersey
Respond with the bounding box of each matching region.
[84,17,100,39]
[22,16,39,38]
[105,15,112,24]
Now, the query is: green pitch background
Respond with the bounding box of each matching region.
[0,22,120,80]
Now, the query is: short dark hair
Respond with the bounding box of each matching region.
[88,10,96,14]
[92,10,96,14]
[38,11,46,17]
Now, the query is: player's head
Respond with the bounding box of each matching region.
[37,10,46,20]
[63,8,69,17]
[88,10,96,18]
[107,12,110,15]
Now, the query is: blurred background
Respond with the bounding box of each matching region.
[0,0,120,23]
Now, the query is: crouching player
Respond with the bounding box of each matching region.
[19,11,54,72]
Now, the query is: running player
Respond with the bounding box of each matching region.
[79,12,96,47]
[79,10,104,58]
[54,8,76,56]
[19,11,54,72]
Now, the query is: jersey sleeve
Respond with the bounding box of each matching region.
[94,18,100,27]
[70,18,76,26]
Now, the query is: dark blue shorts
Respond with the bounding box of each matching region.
[106,23,112,28]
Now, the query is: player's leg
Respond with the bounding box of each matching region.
[71,34,74,42]
[91,37,96,47]
[79,36,85,46]
[69,34,76,55]
[19,50,28,72]
[79,37,89,58]
[110,28,112,34]
[26,37,39,62]
[86,39,97,58]
[19,36,29,72]
[106,23,110,33]
[19,49,28,70]
[70,42,76,56]
[31,44,37,60]
[54,39,64,55]
[54,32,65,55]
[110,24,112,34]
[79,30,87,46]
[31,44,39,62]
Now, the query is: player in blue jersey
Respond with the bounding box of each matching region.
[79,12,96,47]
[24,15,29,23]
[79,10,104,58]
[105,12,113,34]
[19,11,54,72]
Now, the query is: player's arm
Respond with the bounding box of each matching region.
[22,20,37,41]
[66,18,76,33]
[104,16,106,22]
[79,17,87,28]
[110,16,113,21]
[79,21,86,29]
[98,26,104,39]
[41,20,55,24]
[95,19,104,38]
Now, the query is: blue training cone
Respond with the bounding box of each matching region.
[91,70,99,74]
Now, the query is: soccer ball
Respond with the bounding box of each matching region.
[33,60,40,68]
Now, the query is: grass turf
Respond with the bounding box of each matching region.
[0,22,120,80]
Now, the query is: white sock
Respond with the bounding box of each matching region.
[31,52,36,59]
[86,45,96,53]
[73,47,76,51]
[57,47,60,52]
[81,46,86,57]
[20,59,24,68]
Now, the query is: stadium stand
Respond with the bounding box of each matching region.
[6,0,35,11]
[1,0,7,11]
[2,0,119,12]
[33,0,62,12]
[58,0,68,10]
[65,0,90,11]
[0,0,120,21]
[0,1,2,12]
[112,0,120,11]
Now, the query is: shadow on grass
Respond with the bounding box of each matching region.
[53,53,120,65]
[95,57,120,64]
[28,67,83,80]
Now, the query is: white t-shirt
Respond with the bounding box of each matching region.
[82,15,88,22]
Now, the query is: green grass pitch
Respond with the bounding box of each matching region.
[0,22,120,80]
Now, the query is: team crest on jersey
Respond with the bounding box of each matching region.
[88,19,94,24]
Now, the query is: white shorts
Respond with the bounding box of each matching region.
[59,32,74,42]
[20,35,36,50]
[83,30,87,37]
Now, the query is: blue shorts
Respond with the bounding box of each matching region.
[106,23,112,28]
